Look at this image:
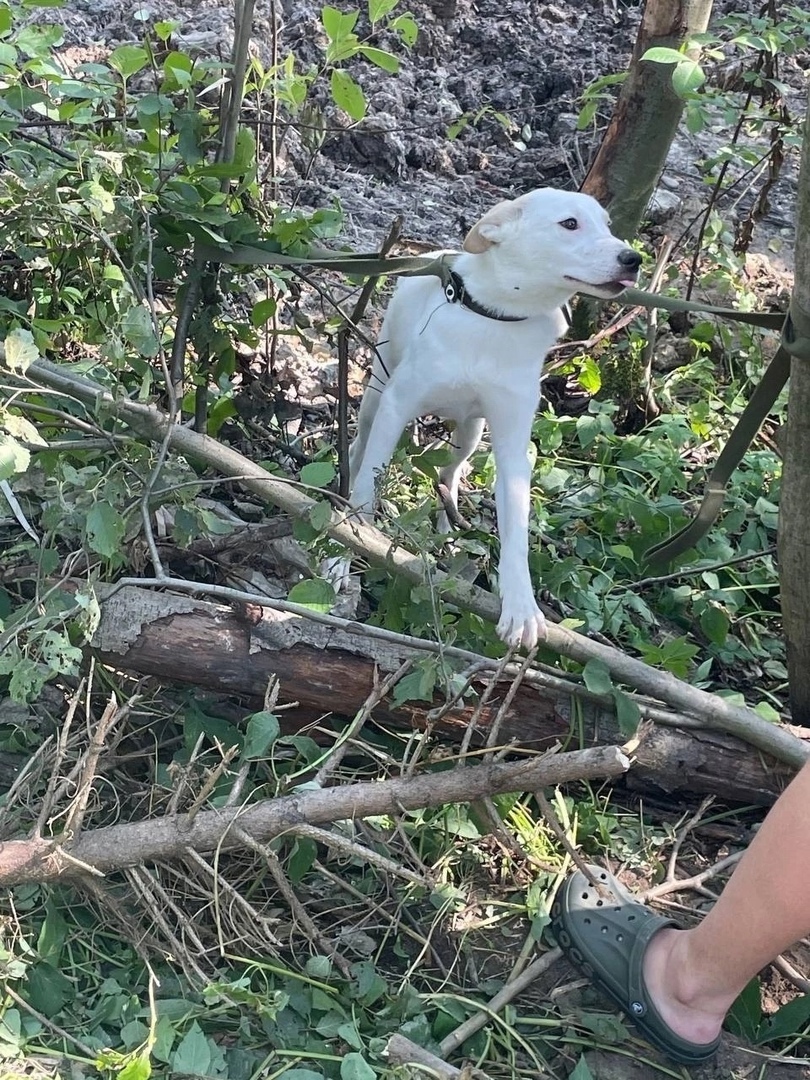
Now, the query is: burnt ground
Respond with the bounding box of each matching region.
[26,0,810,1076]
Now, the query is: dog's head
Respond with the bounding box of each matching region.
[463,189,640,300]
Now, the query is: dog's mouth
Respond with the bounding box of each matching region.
[564,275,637,298]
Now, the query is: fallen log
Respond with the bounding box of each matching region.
[0,745,628,885]
[92,585,802,804]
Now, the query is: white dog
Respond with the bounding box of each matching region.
[334,188,640,649]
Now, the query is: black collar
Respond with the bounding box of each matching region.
[443,268,527,322]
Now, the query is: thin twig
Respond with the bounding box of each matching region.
[64,690,132,840]
[6,985,96,1057]
[439,947,562,1056]
[314,659,412,787]
[291,822,430,887]
[642,851,743,901]
[666,795,715,884]
[235,826,353,977]
[186,743,240,825]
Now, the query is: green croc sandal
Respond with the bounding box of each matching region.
[551,865,721,1065]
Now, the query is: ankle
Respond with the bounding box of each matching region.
[642,928,729,1045]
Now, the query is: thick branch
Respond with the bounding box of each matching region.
[0,746,628,886]
[22,359,810,769]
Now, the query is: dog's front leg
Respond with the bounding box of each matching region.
[489,401,546,650]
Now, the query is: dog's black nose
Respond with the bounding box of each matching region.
[618,248,642,270]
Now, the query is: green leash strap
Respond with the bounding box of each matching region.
[621,286,785,331]
[195,240,456,282]
[645,297,810,566]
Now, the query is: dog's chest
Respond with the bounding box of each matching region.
[405,348,542,421]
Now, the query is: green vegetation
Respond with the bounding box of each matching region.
[0,0,808,1077]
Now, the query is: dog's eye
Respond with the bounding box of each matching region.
[559,218,578,231]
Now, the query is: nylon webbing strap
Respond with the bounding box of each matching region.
[644,341,791,565]
[195,241,456,282]
[645,297,810,566]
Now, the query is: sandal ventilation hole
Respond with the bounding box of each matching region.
[596,900,603,907]
[583,917,591,925]
[616,933,623,942]
[600,926,608,934]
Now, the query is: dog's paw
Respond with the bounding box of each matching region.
[322,555,352,593]
[497,598,547,651]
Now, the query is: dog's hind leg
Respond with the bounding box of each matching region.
[350,387,417,513]
[436,416,485,533]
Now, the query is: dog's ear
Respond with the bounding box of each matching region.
[463,199,524,253]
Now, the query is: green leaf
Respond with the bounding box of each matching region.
[25,962,73,1015]
[37,899,69,962]
[0,7,12,35]
[3,328,39,372]
[243,711,280,759]
[288,578,337,613]
[340,1053,375,1080]
[172,1023,211,1075]
[726,977,762,1041]
[390,13,417,45]
[358,46,399,72]
[306,955,333,980]
[700,604,729,646]
[107,44,149,79]
[330,69,366,121]
[568,1055,596,1080]
[118,1057,151,1080]
[78,179,115,220]
[368,0,399,22]
[288,837,318,883]
[321,5,359,40]
[582,659,612,696]
[251,297,277,327]
[8,657,49,703]
[756,993,810,1044]
[612,689,641,736]
[84,502,125,559]
[15,22,62,55]
[162,49,193,90]
[300,461,335,488]
[390,663,438,706]
[576,355,601,393]
[352,960,387,1005]
[754,701,781,723]
[121,305,159,357]
[641,46,687,65]
[0,434,30,480]
[672,58,705,97]
[154,19,180,41]
[309,499,333,532]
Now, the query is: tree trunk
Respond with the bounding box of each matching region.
[778,93,810,723]
[581,0,713,241]
[91,585,801,804]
